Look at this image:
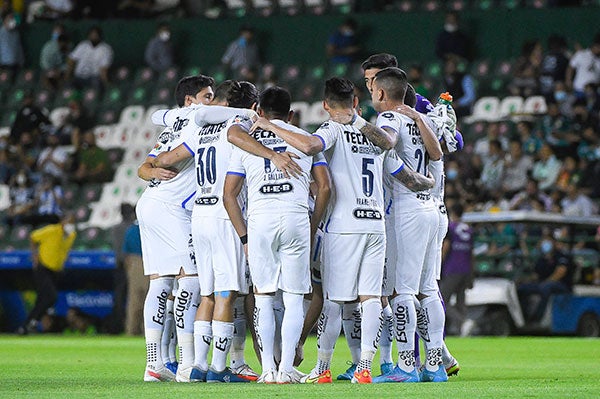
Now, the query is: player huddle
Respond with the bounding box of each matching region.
[136,53,463,385]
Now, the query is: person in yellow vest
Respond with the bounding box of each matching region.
[17,213,76,334]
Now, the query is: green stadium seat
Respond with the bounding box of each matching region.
[150,86,174,106]
[208,65,227,85]
[97,107,120,125]
[53,87,78,108]
[35,89,54,109]
[0,69,13,90]
[13,69,37,89]
[157,67,180,86]
[474,0,497,10]
[329,0,354,14]
[73,204,91,224]
[0,109,17,127]
[306,65,325,82]
[101,87,125,108]
[133,67,155,88]
[7,88,26,108]
[128,86,153,105]
[424,61,443,79]
[328,63,348,78]
[421,0,441,11]
[224,0,248,17]
[62,183,81,208]
[502,0,521,9]
[183,66,202,77]
[9,224,33,249]
[81,183,103,203]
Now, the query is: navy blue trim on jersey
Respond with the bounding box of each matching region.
[181,191,196,209]
[148,153,157,158]
[324,217,331,233]
[312,235,322,262]
[162,110,168,127]
[314,134,326,151]
[312,161,328,167]
[390,164,405,175]
[227,171,246,178]
[183,142,194,156]
[379,125,398,135]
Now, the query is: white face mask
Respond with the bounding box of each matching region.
[159,31,170,42]
[6,19,17,30]
[16,174,26,185]
[63,223,76,235]
[444,23,458,33]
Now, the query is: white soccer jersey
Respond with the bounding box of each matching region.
[143,107,198,210]
[181,116,243,219]
[314,120,404,234]
[227,119,323,216]
[429,158,445,201]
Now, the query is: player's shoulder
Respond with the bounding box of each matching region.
[274,120,310,136]
[315,120,343,134]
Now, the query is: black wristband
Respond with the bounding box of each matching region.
[240,234,248,245]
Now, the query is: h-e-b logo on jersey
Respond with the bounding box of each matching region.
[195,196,219,205]
[260,183,293,194]
[353,208,381,220]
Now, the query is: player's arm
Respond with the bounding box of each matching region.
[329,110,397,150]
[442,237,451,264]
[228,124,302,178]
[151,143,193,168]
[310,163,332,240]
[392,164,435,192]
[138,156,178,181]
[251,117,323,156]
[195,106,257,126]
[223,173,247,241]
[395,104,443,161]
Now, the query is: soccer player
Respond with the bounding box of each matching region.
[370,67,449,383]
[251,77,434,384]
[137,75,214,382]
[223,86,331,384]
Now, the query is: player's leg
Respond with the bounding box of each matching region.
[230,294,259,380]
[379,218,397,376]
[337,301,360,380]
[174,273,200,381]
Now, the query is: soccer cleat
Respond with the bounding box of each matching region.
[380,362,394,376]
[206,367,251,383]
[336,363,356,380]
[231,363,259,381]
[144,365,176,382]
[276,370,302,384]
[300,368,332,384]
[257,370,277,384]
[445,359,460,377]
[165,361,178,374]
[351,369,372,384]
[420,365,448,383]
[175,366,205,382]
[372,365,419,383]
[290,368,307,381]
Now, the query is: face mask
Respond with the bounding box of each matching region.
[238,37,247,46]
[540,240,553,254]
[90,38,100,47]
[554,91,567,102]
[52,31,60,40]
[446,168,458,180]
[6,19,17,30]
[159,31,170,42]
[444,23,458,33]
[63,223,76,235]
[16,174,26,185]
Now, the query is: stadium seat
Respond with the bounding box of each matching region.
[0,184,9,211]
[106,147,125,164]
[252,0,275,16]
[0,110,16,128]
[53,87,77,108]
[123,146,151,164]
[522,96,548,114]
[74,226,111,250]
[157,67,180,86]
[474,0,496,10]
[495,59,514,77]
[306,65,325,82]
[7,88,26,108]
[329,0,354,14]
[87,202,122,229]
[421,0,441,11]
[101,87,125,109]
[73,203,91,224]
[97,108,120,125]
[304,101,329,126]
[9,224,33,249]
[62,183,81,208]
[94,125,116,149]
[328,63,348,77]
[425,61,443,79]
[150,86,174,106]
[133,67,155,88]
[124,181,147,205]
[113,66,132,87]
[304,0,327,15]
[0,69,13,90]
[277,0,302,16]
[127,85,152,106]
[0,223,9,248]
[82,88,100,113]
[81,183,103,203]
[119,105,146,127]
[14,68,37,89]
[224,0,248,17]
[279,64,302,86]
[135,125,162,147]
[290,101,310,127]
[35,89,54,109]
[464,96,500,122]
[113,163,141,185]
[471,59,492,78]
[498,96,524,118]
[294,81,321,102]
[525,0,547,8]
[446,0,468,11]
[183,65,202,77]
[112,125,135,147]
[208,65,227,85]
[98,182,126,206]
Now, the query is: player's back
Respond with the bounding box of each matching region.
[228,119,314,216]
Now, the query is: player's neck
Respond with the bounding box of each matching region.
[381,101,405,112]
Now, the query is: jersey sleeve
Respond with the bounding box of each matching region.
[147,128,170,157]
[227,147,246,177]
[194,106,256,126]
[30,225,53,243]
[376,112,400,135]
[312,151,327,167]
[313,121,338,151]
[384,149,405,175]
[68,43,85,61]
[151,108,175,127]
[230,116,253,132]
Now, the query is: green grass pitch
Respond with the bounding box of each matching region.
[0,335,598,398]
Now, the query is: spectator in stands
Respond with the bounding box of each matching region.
[71,130,112,185]
[221,26,259,81]
[0,11,24,74]
[22,173,63,227]
[5,168,35,226]
[552,80,576,118]
[503,138,534,196]
[55,98,94,146]
[16,212,76,334]
[407,63,429,99]
[509,178,553,212]
[123,206,147,336]
[473,122,507,158]
[539,35,570,99]
[66,25,113,92]
[36,130,68,183]
[435,11,471,62]
[40,24,70,90]
[14,131,42,172]
[518,233,574,322]
[9,92,51,146]
[480,139,505,195]
[516,120,543,157]
[440,204,473,336]
[540,101,575,158]
[144,22,174,73]
[442,57,475,118]
[0,146,16,183]
[560,183,597,217]
[64,307,97,335]
[555,156,578,191]
[326,18,361,65]
[509,40,543,98]
[117,0,153,18]
[26,0,74,22]
[566,33,600,98]
[532,144,562,191]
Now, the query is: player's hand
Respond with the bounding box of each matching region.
[395,104,420,121]
[329,108,356,125]
[294,343,304,367]
[250,116,273,132]
[153,167,178,181]
[425,171,435,189]
[270,151,302,178]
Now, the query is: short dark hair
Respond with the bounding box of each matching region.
[228,81,259,109]
[324,77,355,108]
[174,74,215,107]
[88,25,103,38]
[213,80,237,103]
[361,53,398,71]
[404,84,417,107]
[259,86,291,119]
[373,67,408,102]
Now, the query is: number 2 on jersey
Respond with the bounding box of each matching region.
[196,146,216,186]
[263,146,287,173]
[414,148,429,175]
[362,158,374,197]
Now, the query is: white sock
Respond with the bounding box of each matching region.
[193,320,212,371]
[280,292,304,373]
[379,303,394,365]
[161,298,175,364]
[231,296,247,370]
[315,299,341,373]
[342,302,361,365]
[254,294,276,372]
[144,277,174,368]
[442,342,455,367]
[392,294,417,373]
[211,320,235,372]
[420,295,445,371]
[357,298,382,373]
[273,291,284,366]
[175,277,200,370]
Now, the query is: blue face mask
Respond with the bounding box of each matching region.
[540,240,553,254]
[238,37,247,47]
[446,169,459,180]
[52,31,60,40]
[554,91,567,102]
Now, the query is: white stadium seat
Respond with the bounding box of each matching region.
[465,96,500,122]
[48,107,70,127]
[0,184,10,211]
[498,96,524,118]
[523,96,548,114]
[94,125,116,149]
[119,105,146,127]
